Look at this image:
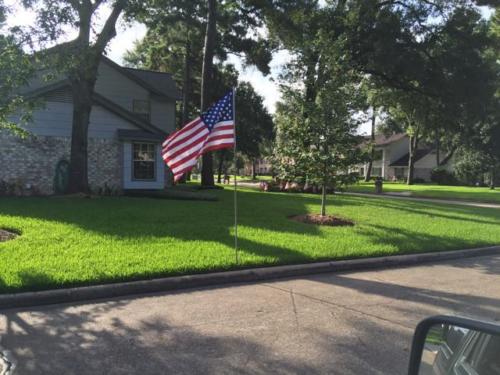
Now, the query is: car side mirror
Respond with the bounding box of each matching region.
[408,315,500,375]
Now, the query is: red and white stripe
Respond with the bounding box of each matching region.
[162,119,234,182]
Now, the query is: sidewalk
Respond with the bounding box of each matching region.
[236,181,500,209]
[343,192,500,209]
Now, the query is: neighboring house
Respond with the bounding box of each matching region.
[358,133,453,181]
[243,158,274,176]
[0,57,180,195]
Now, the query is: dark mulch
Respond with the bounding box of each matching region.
[0,228,18,242]
[289,214,355,227]
[125,189,218,201]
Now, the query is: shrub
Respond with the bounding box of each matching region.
[259,181,281,192]
[430,168,458,185]
[0,179,40,196]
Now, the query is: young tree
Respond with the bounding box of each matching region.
[275,76,365,216]
[20,0,128,193]
[265,1,367,216]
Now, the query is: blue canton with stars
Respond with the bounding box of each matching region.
[200,90,234,131]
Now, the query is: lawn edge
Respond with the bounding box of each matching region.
[1,245,499,310]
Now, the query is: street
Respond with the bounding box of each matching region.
[1,254,500,375]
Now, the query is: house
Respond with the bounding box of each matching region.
[0,57,180,195]
[358,133,453,181]
[243,158,274,176]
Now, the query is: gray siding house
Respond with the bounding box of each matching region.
[358,134,454,181]
[0,57,180,195]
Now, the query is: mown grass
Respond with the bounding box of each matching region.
[348,181,500,203]
[0,187,499,293]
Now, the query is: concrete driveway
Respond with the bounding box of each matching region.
[1,254,500,375]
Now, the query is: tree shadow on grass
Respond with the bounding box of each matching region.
[351,195,500,226]
[0,189,331,238]
[0,191,498,293]
[353,223,492,255]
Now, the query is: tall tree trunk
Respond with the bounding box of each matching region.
[177,40,191,184]
[252,159,257,180]
[217,151,225,184]
[200,0,217,187]
[181,39,191,128]
[364,109,376,182]
[407,128,420,185]
[321,184,327,216]
[62,0,124,194]
[490,166,496,190]
[435,135,440,166]
[67,75,96,194]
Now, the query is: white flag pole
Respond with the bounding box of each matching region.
[233,87,239,265]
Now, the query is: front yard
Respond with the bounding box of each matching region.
[1,187,499,294]
[348,181,500,203]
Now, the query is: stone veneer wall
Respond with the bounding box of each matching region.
[0,130,122,195]
[87,138,122,192]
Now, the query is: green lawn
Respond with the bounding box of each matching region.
[1,187,499,294]
[348,181,500,203]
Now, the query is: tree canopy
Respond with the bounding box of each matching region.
[0,2,35,135]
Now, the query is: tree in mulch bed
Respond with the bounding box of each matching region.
[289,214,354,227]
[273,68,365,222]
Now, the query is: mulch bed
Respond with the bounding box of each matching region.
[0,229,18,242]
[289,214,355,227]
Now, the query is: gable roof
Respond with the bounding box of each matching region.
[389,149,432,167]
[101,57,181,100]
[92,92,167,136]
[373,133,407,146]
[360,133,407,148]
[123,67,180,100]
[25,81,168,136]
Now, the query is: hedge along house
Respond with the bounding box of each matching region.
[0,57,180,195]
[357,133,454,181]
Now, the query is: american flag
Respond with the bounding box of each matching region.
[162,90,235,182]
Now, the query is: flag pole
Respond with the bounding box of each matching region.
[233,87,239,265]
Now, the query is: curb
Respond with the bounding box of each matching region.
[1,246,499,310]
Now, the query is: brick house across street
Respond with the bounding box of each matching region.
[1,57,180,195]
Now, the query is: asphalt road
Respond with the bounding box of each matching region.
[1,254,500,375]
